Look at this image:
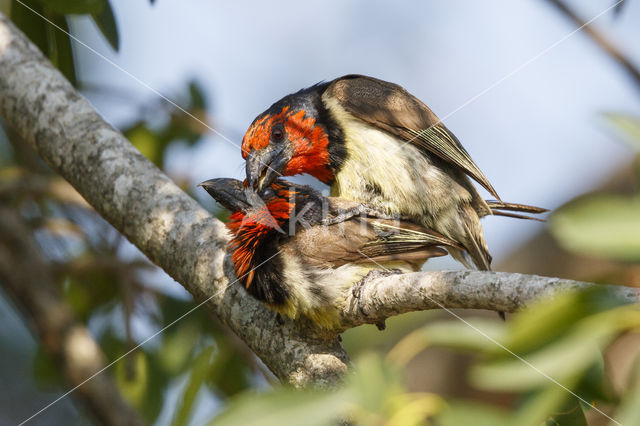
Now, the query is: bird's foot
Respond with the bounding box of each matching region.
[323,205,399,226]
[352,269,403,317]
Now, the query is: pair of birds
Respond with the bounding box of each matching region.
[200,75,544,329]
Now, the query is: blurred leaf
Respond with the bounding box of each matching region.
[32,347,63,388]
[125,123,162,166]
[91,0,119,51]
[603,113,640,151]
[550,194,640,262]
[387,319,504,366]
[10,0,48,54]
[115,350,149,406]
[386,393,442,426]
[39,0,105,14]
[350,353,403,416]
[189,81,207,110]
[436,401,510,426]
[512,385,576,426]
[173,345,215,426]
[472,306,640,392]
[206,343,251,397]
[210,388,350,426]
[546,398,589,426]
[506,287,627,356]
[613,0,627,17]
[157,321,200,376]
[615,355,640,425]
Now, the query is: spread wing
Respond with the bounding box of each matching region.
[325,74,500,200]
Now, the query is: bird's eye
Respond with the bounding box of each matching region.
[271,124,284,142]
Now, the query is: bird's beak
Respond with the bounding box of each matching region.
[245,144,290,192]
[198,178,252,212]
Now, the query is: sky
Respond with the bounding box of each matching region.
[72,0,640,265]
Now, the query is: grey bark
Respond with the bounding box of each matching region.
[0,10,638,399]
[0,13,349,388]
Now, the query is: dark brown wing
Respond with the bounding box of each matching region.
[325,74,500,200]
[285,215,459,269]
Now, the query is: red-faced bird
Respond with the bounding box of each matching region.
[199,177,460,328]
[241,74,544,270]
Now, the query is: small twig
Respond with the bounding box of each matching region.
[546,0,640,92]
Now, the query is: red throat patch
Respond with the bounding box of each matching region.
[225,185,295,289]
[241,108,333,183]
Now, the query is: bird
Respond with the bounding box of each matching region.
[241,74,545,271]
[199,177,460,329]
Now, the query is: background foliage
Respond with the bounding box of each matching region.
[1,1,639,425]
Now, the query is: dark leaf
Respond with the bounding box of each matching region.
[91,0,119,51]
[39,0,105,15]
[46,14,77,86]
[613,0,626,18]
[10,0,49,54]
[550,194,640,262]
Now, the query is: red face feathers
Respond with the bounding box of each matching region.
[198,178,322,301]
[242,83,346,192]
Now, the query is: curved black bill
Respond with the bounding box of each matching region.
[198,178,252,212]
[245,144,290,192]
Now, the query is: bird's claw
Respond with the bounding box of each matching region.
[323,205,398,226]
[352,269,403,317]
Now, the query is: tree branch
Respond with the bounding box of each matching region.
[0,12,349,388]
[0,207,146,426]
[545,0,640,92]
[0,11,638,396]
[341,270,640,328]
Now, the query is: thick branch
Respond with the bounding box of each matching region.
[0,13,349,388]
[0,207,146,426]
[341,271,640,328]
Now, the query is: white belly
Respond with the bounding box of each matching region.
[325,97,472,221]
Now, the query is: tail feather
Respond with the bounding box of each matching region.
[459,205,492,271]
[485,200,547,222]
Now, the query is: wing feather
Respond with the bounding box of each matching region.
[325,74,500,200]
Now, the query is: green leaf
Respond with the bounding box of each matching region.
[210,388,350,426]
[125,122,162,166]
[603,113,640,151]
[188,80,207,110]
[350,353,404,415]
[172,345,215,426]
[473,306,640,393]
[46,14,77,86]
[156,321,199,375]
[115,350,149,406]
[512,385,576,426]
[39,0,105,15]
[436,401,510,426]
[550,194,640,262]
[10,0,48,54]
[546,397,589,426]
[505,287,627,356]
[32,347,63,387]
[91,0,119,51]
[615,355,640,425]
[388,319,504,366]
